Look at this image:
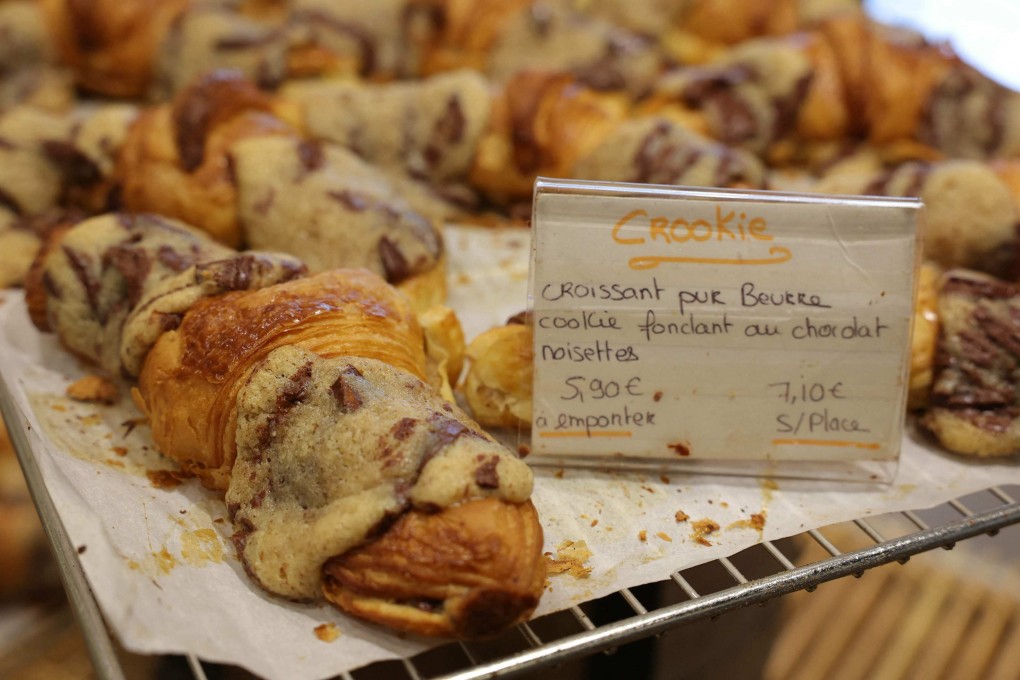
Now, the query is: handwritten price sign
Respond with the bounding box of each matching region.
[529,179,921,477]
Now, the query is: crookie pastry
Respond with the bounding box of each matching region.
[26,213,546,638]
[652,14,1020,161]
[920,271,1020,458]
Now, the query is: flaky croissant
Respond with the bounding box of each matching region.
[813,159,1020,277]
[27,213,546,639]
[461,313,533,429]
[117,71,449,311]
[652,14,1020,160]
[40,0,298,99]
[470,70,767,205]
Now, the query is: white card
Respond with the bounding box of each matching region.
[529,178,921,479]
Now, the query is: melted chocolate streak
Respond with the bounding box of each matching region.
[42,140,102,187]
[934,301,1020,411]
[61,246,101,315]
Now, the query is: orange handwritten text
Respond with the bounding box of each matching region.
[612,205,791,270]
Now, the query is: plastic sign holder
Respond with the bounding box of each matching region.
[528,178,922,482]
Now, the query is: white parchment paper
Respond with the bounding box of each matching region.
[1,225,1019,680]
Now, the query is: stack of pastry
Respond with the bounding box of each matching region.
[2,0,1020,646]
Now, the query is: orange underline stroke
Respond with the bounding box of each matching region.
[538,431,633,438]
[772,438,882,450]
[628,246,793,270]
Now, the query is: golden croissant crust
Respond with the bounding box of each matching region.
[323,498,545,639]
[135,268,426,488]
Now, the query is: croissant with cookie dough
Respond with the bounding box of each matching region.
[26,212,546,639]
[467,70,768,206]
[916,269,1020,459]
[810,159,1020,277]
[116,70,452,311]
[649,13,1020,162]
[38,0,299,99]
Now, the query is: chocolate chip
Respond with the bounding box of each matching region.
[330,366,364,413]
[277,362,313,411]
[474,456,500,489]
[391,417,417,440]
[378,236,410,284]
[634,121,702,185]
[439,95,466,143]
[713,90,758,146]
[156,244,195,272]
[43,140,103,187]
[173,86,214,172]
[249,487,268,508]
[296,140,325,175]
[681,64,754,102]
[201,254,267,291]
[62,246,100,315]
[103,243,152,308]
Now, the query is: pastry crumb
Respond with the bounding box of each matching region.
[675,510,689,523]
[638,530,647,542]
[314,623,341,642]
[691,519,720,546]
[728,512,767,532]
[147,469,186,489]
[656,532,672,542]
[545,539,593,579]
[66,375,119,404]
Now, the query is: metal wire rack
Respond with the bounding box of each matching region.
[4,379,1020,680]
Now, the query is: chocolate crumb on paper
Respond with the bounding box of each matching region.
[545,539,593,579]
[66,375,119,404]
[690,519,720,546]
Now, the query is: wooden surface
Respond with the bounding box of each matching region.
[765,530,1020,680]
